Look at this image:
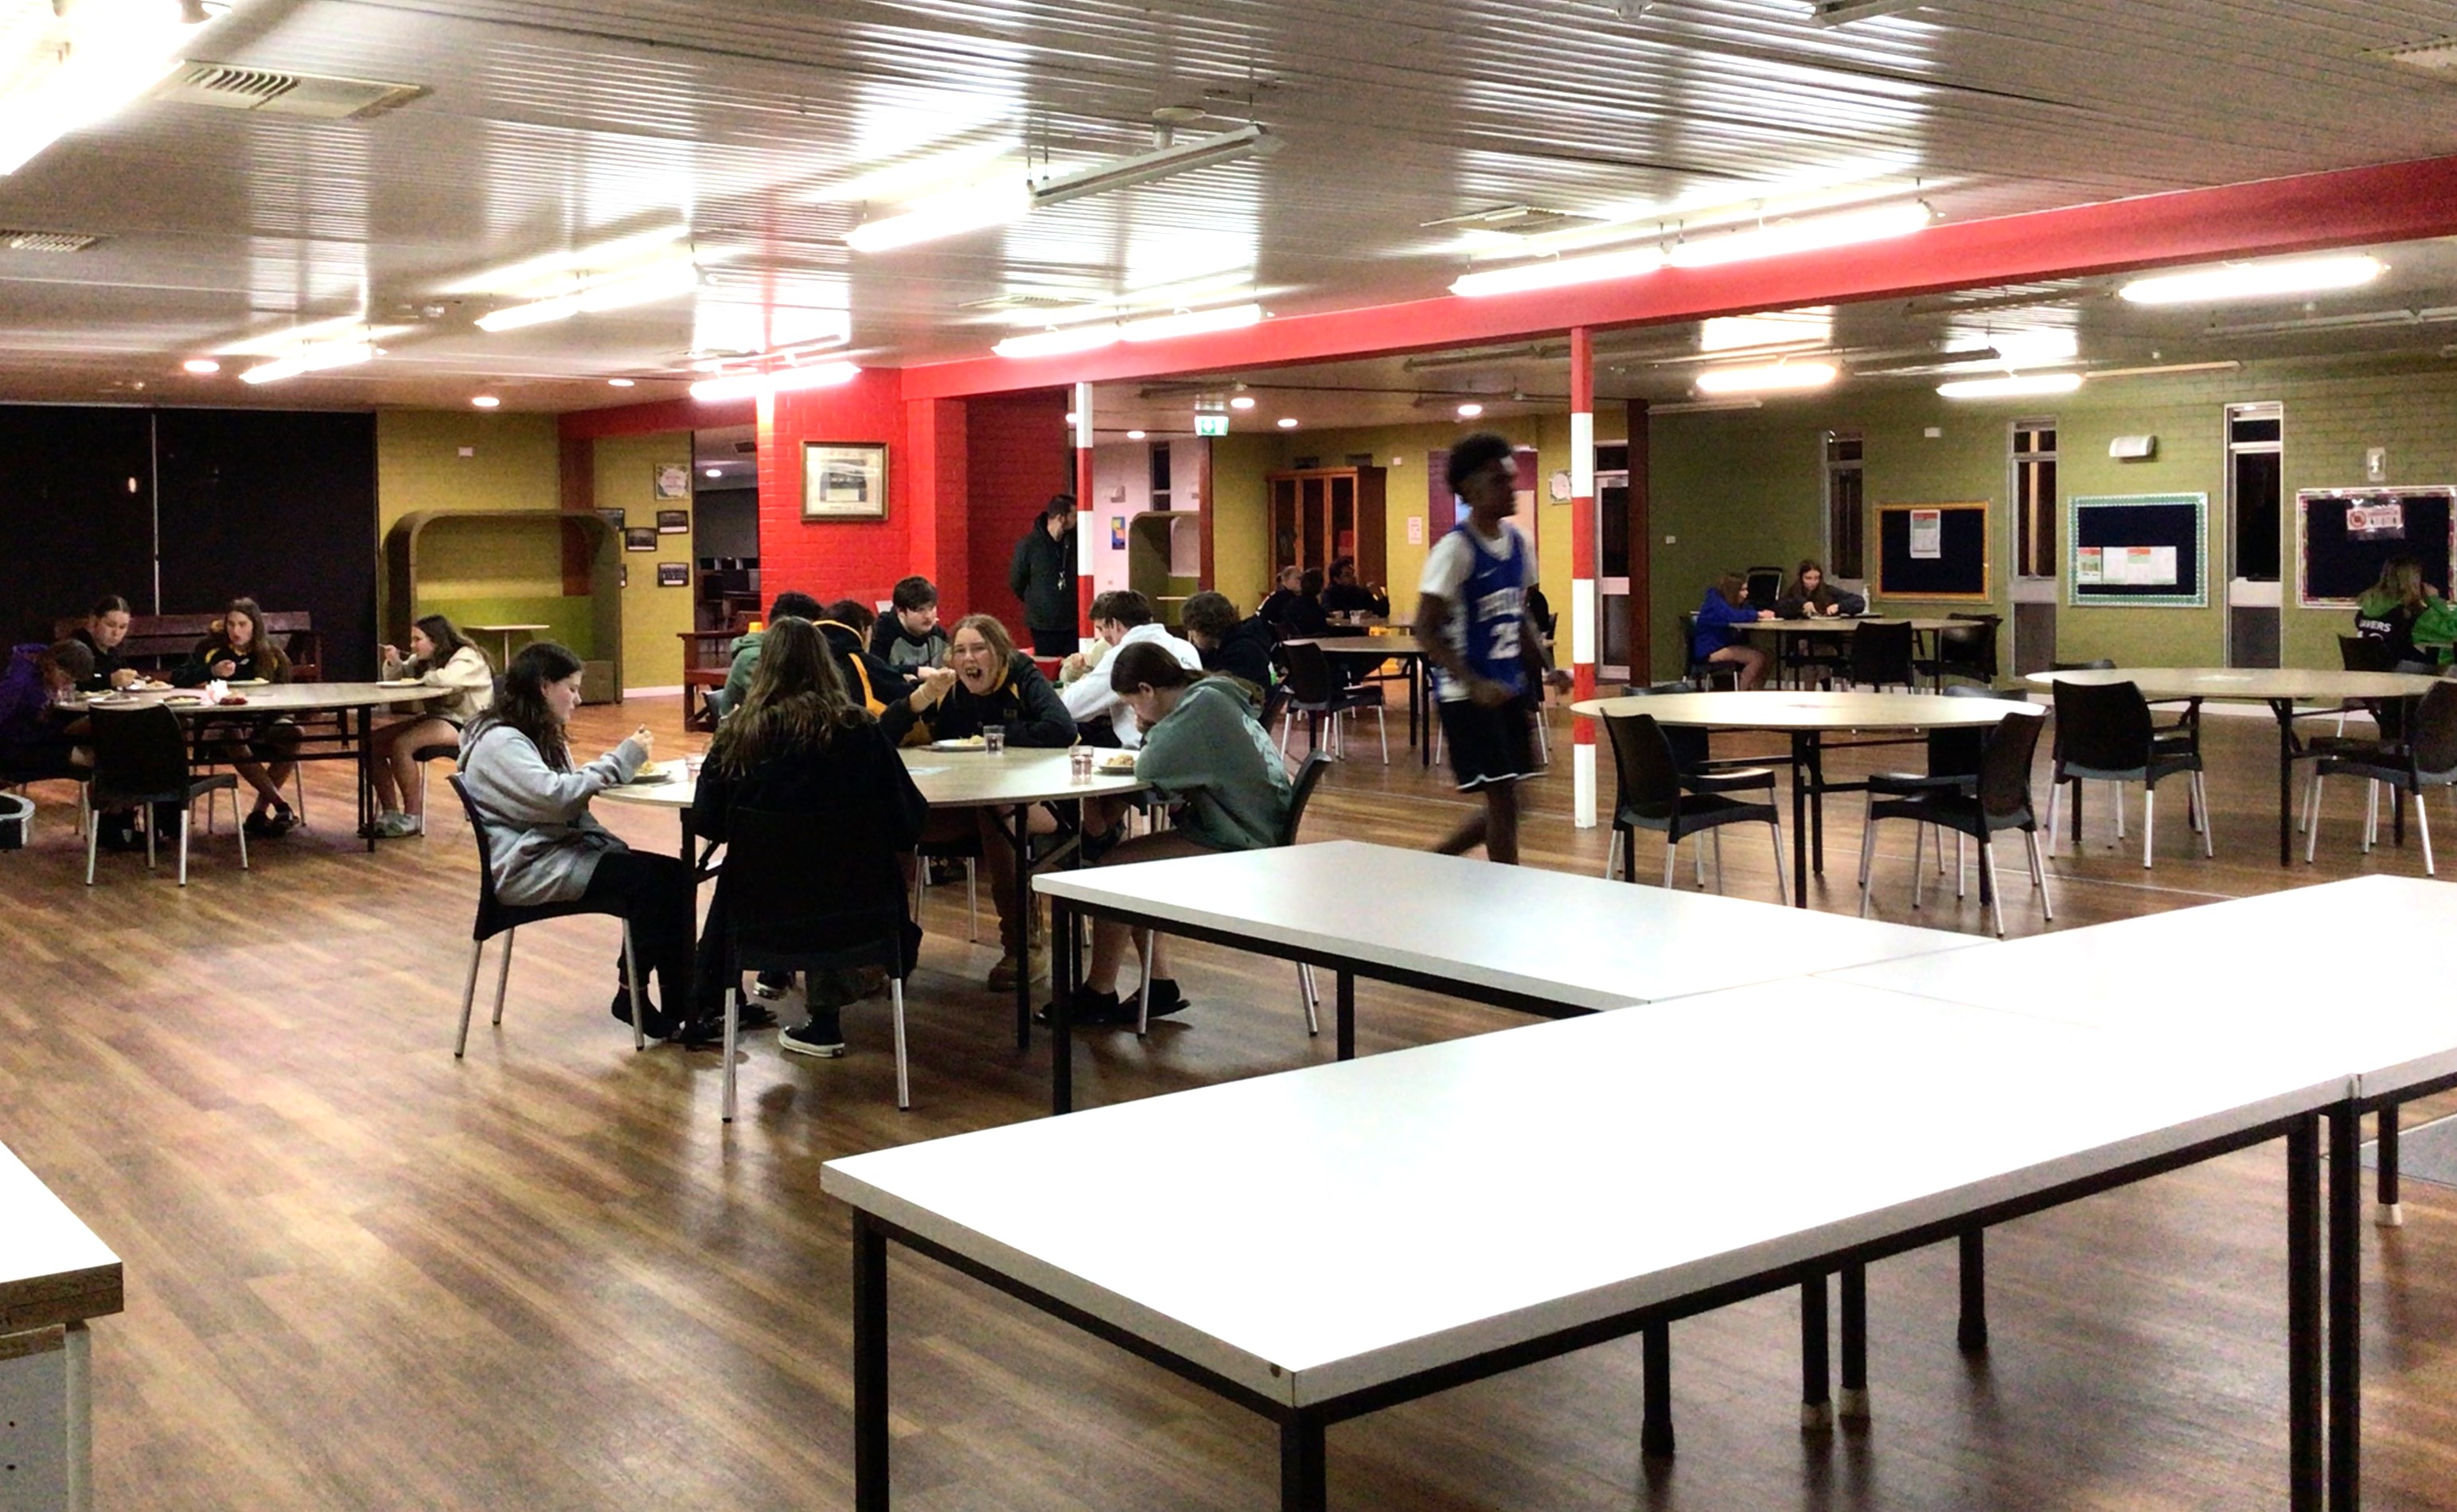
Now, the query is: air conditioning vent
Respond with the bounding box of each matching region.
[0,228,102,252]
[154,62,428,119]
[731,440,757,454]
[960,291,1100,314]
[1423,205,1603,236]
[2372,37,2457,72]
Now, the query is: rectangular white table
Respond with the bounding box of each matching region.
[1823,875,2457,1512]
[0,1140,121,1512]
[1032,839,1978,1113]
[825,981,2346,1511]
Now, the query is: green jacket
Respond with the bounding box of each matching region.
[1133,679,1294,852]
[720,629,767,712]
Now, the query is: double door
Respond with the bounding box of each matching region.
[1268,466,1386,583]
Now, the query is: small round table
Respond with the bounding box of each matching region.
[1570,690,2038,907]
[465,623,552,668]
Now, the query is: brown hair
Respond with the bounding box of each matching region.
[947,613,1018,666]
[1715,571,1749,605]
[1795,559,1825,583]
[1179,591,1241,641]
[1109,640,1201,696]
[1089,589,1153,628]
[469,641,585,770]
[211,597,291,680]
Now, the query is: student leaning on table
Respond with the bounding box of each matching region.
[1047,641,1294,1027]
[363,614,493,838]
[691,616,928,1060]
[457,641,704,1042]
[1059,589,1202,748]
[880,613,1076,992]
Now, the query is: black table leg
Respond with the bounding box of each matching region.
[1418,656,1433,769]
[1004,803,1032,1053]
[2291,1113,2322,1512]
[1640,1322,1675,1457]
[1050,898,1076,1116]
[1801,1272,1832,1430]
[2275,699,2297,867]
[1336,971,1355,1061]
[1839,1261,1869,1420]
[2329,1103,2361,1512]
[1808,731,1827,875]
[1789,731,1811,909]
[1956,1229,1988,1353]
[357,706,376,852]
[1281,1410,1328,1512]
[854,1214,891,1512]
[2378,1102,2402,1226]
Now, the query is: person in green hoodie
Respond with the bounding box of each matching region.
[1049,639,1293,1025]
[721,590,825,713]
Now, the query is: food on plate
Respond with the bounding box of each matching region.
[931,735,988,750]
[634,758,663,777]
[1098,753,1137,774]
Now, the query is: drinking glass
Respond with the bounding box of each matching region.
[1070,746,1094,782]
[982,724,1007,754]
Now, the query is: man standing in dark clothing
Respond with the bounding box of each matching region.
[1009,495,1078,657]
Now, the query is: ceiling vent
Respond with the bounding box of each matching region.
[0,228,102,252]
[152,63,428,119]
[960,291,1101,314]
[1423,205,1602,236]
[2372,37,2457,72]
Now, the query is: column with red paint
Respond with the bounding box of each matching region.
[1073,380,1095,645]
[1568,326,1598,829]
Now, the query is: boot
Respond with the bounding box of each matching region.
[987,914,1043,992]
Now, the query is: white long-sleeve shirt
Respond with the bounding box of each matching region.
[1060,623,1203,747]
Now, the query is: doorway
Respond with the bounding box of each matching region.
[2225,403,2283,668]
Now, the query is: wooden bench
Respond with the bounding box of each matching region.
[52,611,322,682]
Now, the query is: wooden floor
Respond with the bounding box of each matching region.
[6,696,2457,1510]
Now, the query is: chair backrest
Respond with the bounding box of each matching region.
[446,774,511,937]
[1280,751,1335,845]
[1615,681,1710,768]
[1848,621,1916,684]
[1677,611,1702,665]
[2050,677,2154,770]
[1922,683,2005,776]
[2409,681,2457,777]
[1601,711,1684,819]
[2051,657,2116,672]
[2338,633,2399,674]
[1277,639,1337,704]
[86,704,192,801]
[1745,567,1784,606]
[722,805,909,961]
[1940,613,2002,680]
[1976,709,2047,819]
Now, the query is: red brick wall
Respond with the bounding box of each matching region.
[964,389,1071,630]
[756,368,913,610]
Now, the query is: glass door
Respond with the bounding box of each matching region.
[1597,444,1631,683]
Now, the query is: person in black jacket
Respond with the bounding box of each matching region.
[1257,566,1305,633]
[1321,557,1390,620]
[815,612,916,713]
[1008,494,1078,657]
[71,594,140,692]
[690,617,928,1058]
[879,613,1076,990]
[1180,591,1276,692]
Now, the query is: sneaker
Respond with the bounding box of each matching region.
[780,1014,846,1058]
[375,812,419,839]
[676,1002,778,1048]
[264,803,298,837]
[749,971,793,1001]
[987,946,1043,992]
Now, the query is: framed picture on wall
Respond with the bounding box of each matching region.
[623,526,659,552]
[653,463,691,501]
[655,508,689,533]
[657,562,689,587]
[803,441,888,520]
[596,507,626,531]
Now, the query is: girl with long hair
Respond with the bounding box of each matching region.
[1692,571,1773,690]
[365,614,493,837]
[177,597,304,835]
[2356,551,2446,669]
[691,616,927,1059]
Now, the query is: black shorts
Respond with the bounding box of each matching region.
[1438,696,1539,791]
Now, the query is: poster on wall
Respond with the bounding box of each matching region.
[653,463,691,501]
[656,562,688,587]
[1908,509,1943,559]
[655,508,689,534]
[2067,493,2206,608]
[802,441,889,520]
[1110,516,1126,550]
[596,507,626,531]
[2346,501,2406,540]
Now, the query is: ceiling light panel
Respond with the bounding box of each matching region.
[1695,360,1838,394]
[0,0,228,175]
[2118,255,2385,305]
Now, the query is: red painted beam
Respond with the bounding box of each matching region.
[560,395,754,440]
[902,152,2457,402]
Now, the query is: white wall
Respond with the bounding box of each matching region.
[1088,439,1205,593]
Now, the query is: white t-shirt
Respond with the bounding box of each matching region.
[1419,520,1538,701]
[1060,622,1203,747]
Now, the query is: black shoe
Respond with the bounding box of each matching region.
[244,811,275,839]
[749,971,793,1001]
[1035,988,1129,1027]
[1140,978,1189,1019]
[266,803,297,836]
[99,824,142,854]
[780,1012,846,1058]
[1078,825,1122,865]
[677,1001,777,1048]
[609,988,665,1035]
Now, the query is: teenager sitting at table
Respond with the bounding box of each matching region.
[174,596,303,837]
[691,616,927,1059]
[71,594,140,692]
[1321,556,1390,620]
[879,613,1075,991]
[1180,591,1277,692]
[1257,565,1305,634]
[0,641,95,781]
[1774,559,1866,619]
[458,641,708,1041]
[1693,573,1774,690]
[721,590,824,711]
[2355,551,2446,672]
[1061,590,1203,749]
[820,600,914,714]
[364,614,493,839]
[1050,641,1294,1025]
[868,575,952,672]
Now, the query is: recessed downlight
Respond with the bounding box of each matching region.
[1228,395,1257,410]
[1126,429,1147,440]
[471,395,501,408]
[704,467,723,478]
[1456,403,1484,419]
[1276,416,1299,429]
[181,357,220,375]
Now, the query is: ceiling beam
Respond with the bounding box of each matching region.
[900,152,2457,403]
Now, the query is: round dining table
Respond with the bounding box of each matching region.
[1571,689,2039,907]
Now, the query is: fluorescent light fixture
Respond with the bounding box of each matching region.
[1121,302,1261,341]
[2118,255,2384,306]
[1700,309,1833,353]
[442,226,691,297]
[2086,360,2241,380]
[1452,246,1666,298]
[1228,395,1257,410]
[1695,361,1838,396]
[1126,429,1147,440]
[995,323,1125,360]
[1031,126,1281,208]
[1276,417,1299,429]
[219,314,399,357]
[1456,403,1484,418]
[0,0,224,176]
[1650,397,1764,415]
[1936,372,2085,399]
[607,377,635,388]
[181,357,219,375]
[238,341,375,384]
[475,259,700,333]
[688,360,860,403]
[470,395,500,409]
[808,137,1018,205]
[1667,201,1934,269]
[1063,411,1078,423]
[844,178,1032,252]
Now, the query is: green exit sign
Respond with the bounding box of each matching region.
[1195,413,1229,437]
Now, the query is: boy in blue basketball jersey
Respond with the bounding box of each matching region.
[1414,432,1570,864]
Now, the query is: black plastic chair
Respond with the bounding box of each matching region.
[1862,684,2011,900]
[1679,611,1741,691]
[447,774,646,1058]
[1275,640,1386,763]
[1602,711,1788,902]
[1846,621,1917,692]
[1915,614,2000,689]
[84,703,246,887]
[1745,566,1784,607]
[716,804,917,1118]
[2046,679,2210,867]
[1605,684,1779,883]
[2306,682,2457,875]
[1859,707,2051,936]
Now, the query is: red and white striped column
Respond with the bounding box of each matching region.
[1569,325,1598,829]
[1073,380,1096,648]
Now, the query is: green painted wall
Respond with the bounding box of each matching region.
[591,431,697,690]
[375,410,563,638]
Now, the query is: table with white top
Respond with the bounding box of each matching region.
[1571,690,2041,907]
[1281,634,1433,763]
[2027,666,2444,865]
[825,980,2344,1511]
[463,622,552,668]
[0,1140,122,1512]
[1823,874,2457,1512]
[1032,837,1975,1114]
[599,746,1148,1044]
[72,680,439,850]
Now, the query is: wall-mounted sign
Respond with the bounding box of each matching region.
[1195,414,1228,437]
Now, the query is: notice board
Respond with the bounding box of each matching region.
[2068,493,2207,608]
[2298,487,2457,606]
[1874,501,1989,600]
